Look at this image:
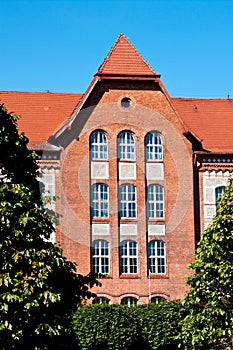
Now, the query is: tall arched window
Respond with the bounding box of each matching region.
[91,183,109,218]
[148,240,166,274]
[92,240,110,274]
[90,131,108,160]
[118,131,135,160]
[147,184,164,218]
[119,184,137,218]
[120,240,138,274]
[145,132,162,161]
[215,186,225,208]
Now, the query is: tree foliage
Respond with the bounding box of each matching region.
[0,104,99,349]
[179,178,233,349]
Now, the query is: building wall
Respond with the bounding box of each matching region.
[54,86,196,303]
[198,157,233,232]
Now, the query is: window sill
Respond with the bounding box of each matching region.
[148,274,168,279]
[120,218,137,223]
[147,219,165,223]
[120,274,140,279]
[92,218,110,223]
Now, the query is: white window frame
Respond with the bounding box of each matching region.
[119,184,137,218]
[150,296,166,303]
[90,131,108,160]
[147,184,164,219]
[91,183,109,218]
[145,132,163,161]
[118,131,135,161]
[148,240,166,274]
[92,240,110,274]
[120,240,138,274]
[92,297,110,304]
[215,186,225,208]
[121,297,138,307]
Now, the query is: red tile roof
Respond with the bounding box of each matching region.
[97,34,158,77]
[1,92,232,153]
[171,97,233,152]
[0,91,82,149]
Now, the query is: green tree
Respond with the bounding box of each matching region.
[179,178,233,350]
[0,104,99,350]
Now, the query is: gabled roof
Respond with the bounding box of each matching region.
[53,34,162,138]
[96,34,159,78]
[172,97,233,152]
[0,91,82,149]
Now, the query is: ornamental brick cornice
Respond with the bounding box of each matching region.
[37,159,60,169]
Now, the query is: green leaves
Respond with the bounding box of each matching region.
[0,104,99,349]
[179,179,233,349]
[72,302,183,350]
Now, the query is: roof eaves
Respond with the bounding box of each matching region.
[96,73,161,80]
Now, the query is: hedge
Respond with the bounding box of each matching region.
[72,301,183,350]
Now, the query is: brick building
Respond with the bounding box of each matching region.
[1,34,232,305]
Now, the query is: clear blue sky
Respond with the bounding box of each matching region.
[1,0,233,97]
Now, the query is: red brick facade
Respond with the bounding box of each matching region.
[1,34,232,304]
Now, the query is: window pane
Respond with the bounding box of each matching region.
[119,184,137,218]
[91,183,109,218]
[148,240,166,274]
[146,132,162,161]
[120,240,138,274]
[150,296,165,304]
[147,185,164,219]
[92,240,110,274]
[121,297,138,307]
[118,131,135,160]
[92,297,110,304]
[90,131,108,160]
[215,186,225,208]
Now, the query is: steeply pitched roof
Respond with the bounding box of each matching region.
[172,97,233,152]
[96,34,158,78]
[0,91,82,149]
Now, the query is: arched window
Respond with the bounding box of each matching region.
[120,240,138,274]
[145,132,162,161]
[150,296,166,304]
[118,131,135,160]
[147,184,164,219]
[148,240,166,274]
[91,183,109,218]
[215,186,225,208]
[121,297,138,307]
[119,184,136,218]
[92,297,110,304]
[92,240,110,274]
[90,131,108,160]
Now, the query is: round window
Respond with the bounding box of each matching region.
[121,97,131,108]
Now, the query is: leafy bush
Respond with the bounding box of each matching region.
[133,301,183,350]
[72,301,183,350]
[72,304,140,350]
